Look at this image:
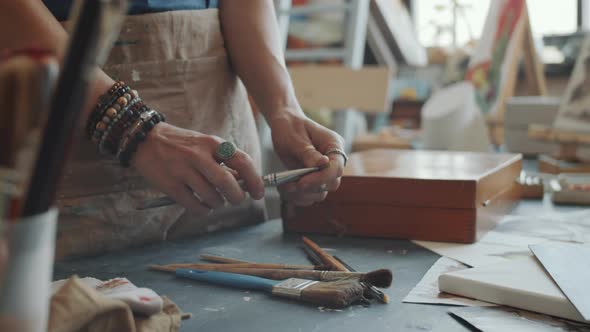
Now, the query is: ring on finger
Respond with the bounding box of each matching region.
[215,141,237,163]
[324,148,348,166]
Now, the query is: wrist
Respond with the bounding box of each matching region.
[265,106,306,128]
[85,81,166,167]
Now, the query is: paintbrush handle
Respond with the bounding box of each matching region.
[177,266,363,281]
[198,255,251,264]
[198,254,327,270]
[168,262,325,270]
[302,236,349,272]
[175,269,276,293]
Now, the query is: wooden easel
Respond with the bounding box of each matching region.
[527,30,590,173]
[471,3,547,145]
[528,124,590,173]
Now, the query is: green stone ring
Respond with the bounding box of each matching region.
[215,141,237,162]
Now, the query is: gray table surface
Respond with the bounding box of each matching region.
[54,196,583,332]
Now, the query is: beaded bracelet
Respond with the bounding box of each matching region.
[90,88,139,144]
[98,97,142,154]
[86,81,165,166]
[87,81,130,138]
[117,109,165,167]
[100,102,149,155]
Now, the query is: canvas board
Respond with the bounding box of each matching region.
[403,256,495,306]
[439,256,586,323]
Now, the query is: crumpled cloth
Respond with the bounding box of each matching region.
[49,276,187,332]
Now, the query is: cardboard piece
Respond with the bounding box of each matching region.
[531,243,590,321]
[403,257,495,307]
[282,149,522,243]
[439,256,587,323]
[288,65,390,113]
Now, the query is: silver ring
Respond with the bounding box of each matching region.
[215,141,237,162]
[325,148,348,166]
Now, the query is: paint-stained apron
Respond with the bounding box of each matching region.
[56,9,265,259]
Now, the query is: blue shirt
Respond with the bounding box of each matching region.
[43,0,219,21]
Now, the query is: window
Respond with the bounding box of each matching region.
[413,0,578,48]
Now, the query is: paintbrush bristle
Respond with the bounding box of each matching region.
[360,269,393,288]
[300,280,365,309]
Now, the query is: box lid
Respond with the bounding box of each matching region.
[328,149,522,209]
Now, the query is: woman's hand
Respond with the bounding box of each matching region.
[268,111,345,206]
[131,122,265,213]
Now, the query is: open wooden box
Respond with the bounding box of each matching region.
[282,149,522,243]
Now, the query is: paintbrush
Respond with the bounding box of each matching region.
[151,265,392,288]
[301,236,349,271]
[198,254,329,270]
[302,236,391,304]
[173,269,365,309]
[334,255,390,304]
[21,0,127,217]
[300,245,324,266]
[137,167,321,210]
[168,261,329,271]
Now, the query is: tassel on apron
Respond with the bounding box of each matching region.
[56,9,266,259]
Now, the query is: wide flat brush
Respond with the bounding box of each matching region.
[334,255,390,304]
[174,269,364,309]
[151,265,392,288]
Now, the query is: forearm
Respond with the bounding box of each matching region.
[219,0,302,121]
[0,0,114,123]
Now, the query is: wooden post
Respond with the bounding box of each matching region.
[486,4,547,146]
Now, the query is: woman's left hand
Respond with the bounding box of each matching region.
[268,110,345,206]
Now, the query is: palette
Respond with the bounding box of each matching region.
[551,173,590,205]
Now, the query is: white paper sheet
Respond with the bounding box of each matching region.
[450,306,590,332]
[403,257,495,306]
[413,231,552,267]
[496,211,590,244]
[414,209,590,267]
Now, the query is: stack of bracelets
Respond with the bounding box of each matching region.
[86,81,166,167]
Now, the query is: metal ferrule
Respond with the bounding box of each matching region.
[271,278,319,299]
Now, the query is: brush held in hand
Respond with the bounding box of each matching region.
[175,269,365,309]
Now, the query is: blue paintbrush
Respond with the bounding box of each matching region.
[174,269,364,309]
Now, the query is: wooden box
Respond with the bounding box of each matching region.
[282,150,522,243]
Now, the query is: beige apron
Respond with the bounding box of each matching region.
[56,9,266,259]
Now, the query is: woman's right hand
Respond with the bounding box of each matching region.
[131,122,265,214]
